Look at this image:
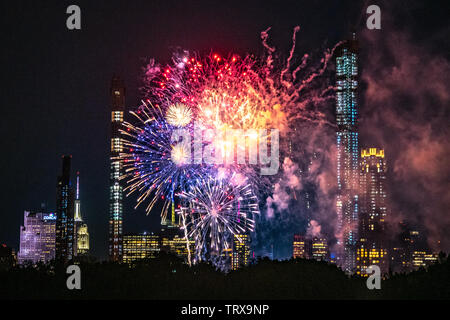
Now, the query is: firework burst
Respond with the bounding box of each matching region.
[166,103,193,127]
[178,175,259,267]
[119,102,204,220]
[122,26,340,268]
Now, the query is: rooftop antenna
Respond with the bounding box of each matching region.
[74,171,82,221]
[76,171,80,200]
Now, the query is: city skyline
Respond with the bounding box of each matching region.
[1,0,449,263]
[7,36,442,272]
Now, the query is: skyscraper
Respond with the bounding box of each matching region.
[76,224,89,255]
[356,148,388,276]
[293,234,309,259]
[311,237,330,261]
[391,223,437,272]
[335,34,359,273]
[232,234,250,270]
[74,172,89,256]
[167,234,195,262]
[74,172,82,223]
[292,235,329,261]
[160,227,195,263]
[18,211,56,264]
[55,155,75,262]
[109,76,125,262]
[161,199,180,227]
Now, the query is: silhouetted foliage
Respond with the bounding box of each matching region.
[0,253,448,299]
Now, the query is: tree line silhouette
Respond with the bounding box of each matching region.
[0,252,448,299]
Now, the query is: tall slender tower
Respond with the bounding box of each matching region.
[74,172,82,223]
[109,76,125,262]
[356,148,388,276]
[56,155,75,262]
[74,172,89,256]
[231,234,251,270]
[335,34,359,273]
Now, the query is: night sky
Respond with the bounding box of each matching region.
[1,0,449,260]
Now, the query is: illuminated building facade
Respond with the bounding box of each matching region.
[335,35,359,273]
[232,234,250,270]
[293,234,309,259]
[122,233,161,263]
[160,227,179,252]
[390,224,421,272]
[356,148,388,276]
[55,155,75,262]
[390,224,437,272]
[18,211,56,264]
[390,246,409,273]
[411,251,438,268]
[122,229,195,264]
[109,76,125,262]
[168,234,195,261]
[292,235,329,261]
[74,172,89,256]
[311,237,329,261]
[221,248,233,269]
[76,224,89,255]
[160,227,194,263]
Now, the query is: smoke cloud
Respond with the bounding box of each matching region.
[306,220,322,237]
[360,21,450,252]
[265,157,301,219]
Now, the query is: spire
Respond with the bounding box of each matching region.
[74,171,82,222]
[76,171,80,200]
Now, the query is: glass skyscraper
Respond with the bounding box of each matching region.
[109,76,125,262]
[55,155,75,262]
[335,34,359,273]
